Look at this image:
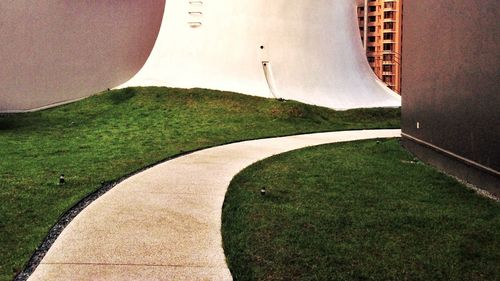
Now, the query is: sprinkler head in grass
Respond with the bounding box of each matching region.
[59,174,65,185]
[260,187,266,196]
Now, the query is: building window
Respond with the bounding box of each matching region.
[384,2,395,9]
[383,43,393,51]
[383,54,394,61]
[383,33,394,40]
[369,16,376,22]
[368,26,376,32]
[384,11,395,19]
[383,65,393,72]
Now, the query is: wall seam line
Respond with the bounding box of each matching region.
[401,132,499,177]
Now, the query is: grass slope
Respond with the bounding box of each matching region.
[222,139,500,281]
[0,87,399,281]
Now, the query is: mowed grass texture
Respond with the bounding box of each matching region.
[0,87,400,281]
[222,139,499,281]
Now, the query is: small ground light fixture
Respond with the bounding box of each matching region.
[260,187,266,196]
[59,174,65,185]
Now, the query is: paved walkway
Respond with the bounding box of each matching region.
[29,129,400,281]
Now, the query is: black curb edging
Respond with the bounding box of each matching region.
[13,128,398,281]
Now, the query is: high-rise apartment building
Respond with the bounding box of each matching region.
[357,0,403,93]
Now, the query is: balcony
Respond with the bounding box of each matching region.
[383,2,397,10]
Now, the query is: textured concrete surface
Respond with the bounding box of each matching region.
[28,129,400,281]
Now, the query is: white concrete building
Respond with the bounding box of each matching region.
[1,0,400,112]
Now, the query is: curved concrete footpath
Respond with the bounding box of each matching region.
[28,129,400,281]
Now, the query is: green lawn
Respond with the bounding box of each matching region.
[0,87,400,281]
[222,139,500,281]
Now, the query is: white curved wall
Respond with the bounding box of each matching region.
[0,0,165,112]
[121,0,400,109]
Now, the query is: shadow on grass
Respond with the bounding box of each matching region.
[0,115,29,130]
[108,88,136,104]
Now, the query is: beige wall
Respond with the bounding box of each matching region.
[0,0,165,112]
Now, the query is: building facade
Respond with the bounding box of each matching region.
[401,0,499,194]
[118,0,401,110]
[357,0,403,93]
[0,0,400,112]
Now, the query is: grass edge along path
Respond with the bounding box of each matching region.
[222,139,500,281]
[0,87,400,281]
